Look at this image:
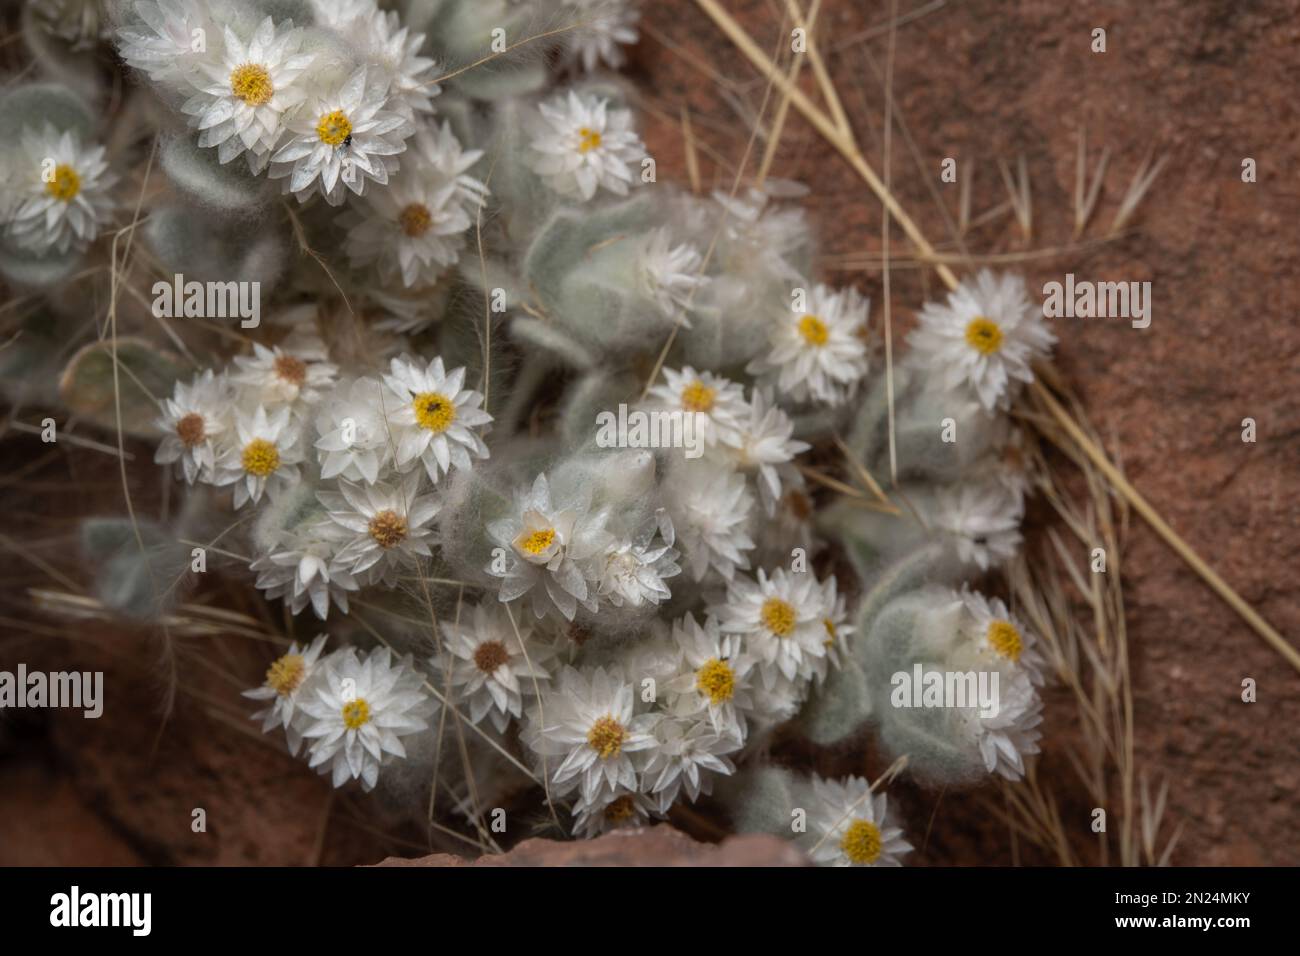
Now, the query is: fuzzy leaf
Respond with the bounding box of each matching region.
[59,338,186,438]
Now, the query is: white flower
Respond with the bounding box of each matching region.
[817,575,855,680]
[181,18,315,171]
[360,9,441,120]
[662,460,755,582]
[6,125,115,255]
[230,341,338,408]
[270,67,410,205]
[642,714,738,812]
[250,528,359,620]
[908,269,1055,411]
[748,283,870,406]
[381,355,492,483]
[437,603,556,733]
[115,0,215,85]
[647,366,746,448]
[528,90,643,201]
[524,665,657,805]
[320,470,440,584]
[562,0,640,72]
[342,122,487,288]
[213,405,302,509]
[486,473,613,621]
[805,775,912,867]
[716,387,810,510]
[715,568,828,686]
[242,634,329,754]
[663,612,757,740]
[713,184,807,281]
[596,515,680,608]
[154,369,230,484]
[298,646,434,791]
[639,228,706,320]
[313,376,392,483]
[963,666,1043,781]
[959,587,1047,685]
[571,787,656,838]
[930,480,1024,570]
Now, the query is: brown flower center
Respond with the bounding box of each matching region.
[368,509,409,548]
[399,203,433,237]
[176,412,206,447]
[274,354,307,386]
[473,640,510,674]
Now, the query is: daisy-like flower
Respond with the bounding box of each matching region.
[250,530,359,621]
[562,0,640,72]
[642,714,738,812]
[486,473,614,621]
[115,0,216,85]
[437,603,557,733]
[647,366,746,448]
[596,515,680,609]
[661,460,755,582]
[320,470,440,584]
[715,567,829,686]
[181,18,315,171]
[298,646,434,791]
[805,775,913,867]
[962,666,1043,781]
[663,612,757,740]
[360,9,441,120]
[524,666,657,805]
[313,376,392,483]
[930,480,1024,570]
[6,125,115,255]
[528,90,644,201]
[213,405,302,509]
[242,634,329,754]
[959,587,1048,685]
[381,354,492,483]
[716,387,810,511]
[342,122,487,288]
[270,67,411,206]
[154,369,230,484]
[638,227,706,320]
[571,787,656,839]
[230,341,338,409]
[748,283,870,406]
[816,575,855,681]
[712,184,808,281]
[907,269,1056,411]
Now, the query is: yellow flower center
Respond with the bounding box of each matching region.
[964,316,1003,355]
[341,697,371,730]
[695,658,735,705]
[241,438,280,478]
[798,314,830,347]
[840,818,882,865]
[517,527,556,556]
[680,380,716,413]
[176,412,206,447]
[412,391,456,433]
[823,617,837,648]
[230,63,274,106]
[367,509,409,549]
[987,619,1023,661]
[316,110,353,147]
[577,127,602,153]
[604,794,636,823]
[473,640,510,674]
[586,715,626,759]
[399,202,433,237]
[45,164,81,202]
[760,597,796,637]
[265,653,305,695]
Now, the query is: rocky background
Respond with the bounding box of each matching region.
[2,0,1298,866]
